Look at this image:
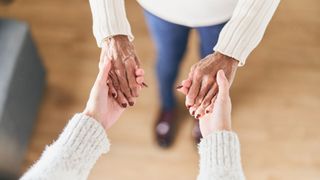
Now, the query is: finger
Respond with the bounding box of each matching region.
[205,95,217,114]
[109,70,121,91]
[216,70,230,99]
[125,57,140,98]
[109,70,125,105]
[101,60,112,79]
[96,60,112,85]
[201,83,218,114]
[134,55,141,68]
[195,105,206,119]
[176,79,192,95]
[186,76,201,108]
[114,66,133,103]
[188,64,197,79]
[189,105,198,117]
[182,79,192,88]
[136,76,144,85]
[107,79,117,98]
[194,76,213,106]
[177,86,189,95]
[116,90,129,108]
[135,68,145,77]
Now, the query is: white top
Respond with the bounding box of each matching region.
[89,0,280,66]
[21,113,245,180]
[137,0,238,27]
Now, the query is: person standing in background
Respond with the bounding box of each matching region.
[89,0,280,147]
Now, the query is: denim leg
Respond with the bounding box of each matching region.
[144,10,190,110]
[196,22,227,59]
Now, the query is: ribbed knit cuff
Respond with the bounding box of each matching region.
[198,131,244,179]
[214,0,280,66]
[89,0,134,47]
[55,113,110,157]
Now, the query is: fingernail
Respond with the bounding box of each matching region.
[176,85,183,89]
[187,105,191,109]
[129,102,134,106]
[122,103,127,108]
[196,114,200,119]
[205,110,209,113]
[142,82,149,88]
[111,93,116,97]
[192,111,195,116]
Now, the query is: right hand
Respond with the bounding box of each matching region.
[100,35,145,108]
[83,60,145,130]
[198,70,232,137]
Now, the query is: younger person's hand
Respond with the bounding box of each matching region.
[198,70,232,137]
[83,60,145,130]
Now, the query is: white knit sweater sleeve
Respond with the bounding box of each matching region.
[198,131,245,180]
[89,0,133,47]
[20,113,110,180]
[214,0,280,66]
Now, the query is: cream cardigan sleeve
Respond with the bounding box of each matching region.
[21,114,245,180]
[197,131,245,180]
[21,114,110,180]
[89,0,133,47]
[214,0,280,65]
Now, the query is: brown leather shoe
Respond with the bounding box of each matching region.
[192,119,202,145]
[155,109,176,148]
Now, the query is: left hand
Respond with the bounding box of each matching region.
[199,70,232,137]
[83,60,145,130]
[100,35,144,108]
[177,52,238,119]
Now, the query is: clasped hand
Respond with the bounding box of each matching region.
[100,35,146,108]
[177,52,238,119]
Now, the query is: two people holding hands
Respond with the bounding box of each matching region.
[92,0,280,146]
[22,59,244,180]
[22,0,281,179]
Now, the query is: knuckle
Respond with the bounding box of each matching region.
[194,71,203,80]
[202,99,211,107]
[188,93,197,99]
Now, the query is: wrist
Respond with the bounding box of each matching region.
[214,51,239,67]
[82,110,108,131]
[103,35,130,48]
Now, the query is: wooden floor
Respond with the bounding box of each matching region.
[1,0,320,179]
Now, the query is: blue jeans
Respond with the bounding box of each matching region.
[144,10,226,110]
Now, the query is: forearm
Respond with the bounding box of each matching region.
[214,0,280,66]
[197,131,245,180]
[21,114,110,180]
[89,0,133,47]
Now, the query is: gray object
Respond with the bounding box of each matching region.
[0,19,46,179]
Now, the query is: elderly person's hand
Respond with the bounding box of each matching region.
[83,60,145,130]
[177,52,238,119]
[198,70,232,137]
[100,35,145,108]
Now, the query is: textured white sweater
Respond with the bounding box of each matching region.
[21,113,245,180]
[89,0,280,65]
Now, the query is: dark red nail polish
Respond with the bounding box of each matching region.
[122,103,127,108]
[187,105,191,109]
[205,110,209,113]
[112,93,116,97]
[176,85,183,89]
[196,114,200,119]
[129,102,134,106]
[192,111,195,116]
[142,82,149,88]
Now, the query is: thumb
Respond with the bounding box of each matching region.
[97,60,112,82]
[216,70,230,99]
